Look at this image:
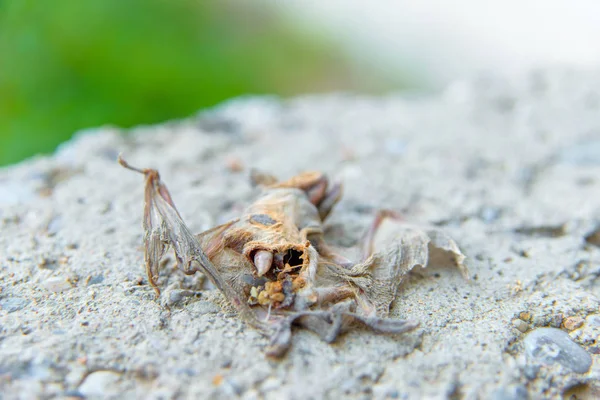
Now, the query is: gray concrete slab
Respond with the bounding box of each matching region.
[1,69,599,399]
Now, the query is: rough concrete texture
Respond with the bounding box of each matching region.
[1,69,600,399]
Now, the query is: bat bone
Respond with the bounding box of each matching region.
[254,250,273,276]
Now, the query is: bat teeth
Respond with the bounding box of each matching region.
[254,250,273,277]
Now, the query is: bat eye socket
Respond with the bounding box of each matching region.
[282,249,304,268]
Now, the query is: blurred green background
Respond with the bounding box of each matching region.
[0,0,411,166]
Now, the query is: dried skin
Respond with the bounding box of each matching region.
[120,156,468,356]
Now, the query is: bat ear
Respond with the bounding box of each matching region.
[249,169,279,187]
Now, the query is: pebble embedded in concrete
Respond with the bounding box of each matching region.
[524,327,592,374]
[563,316,584,331]
[42,276,73,292]
[512,319,529,333]
[78,370,121,397]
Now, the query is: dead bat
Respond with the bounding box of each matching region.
[119,155,468,357]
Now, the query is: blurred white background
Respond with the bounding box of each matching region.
[278,0,600,86]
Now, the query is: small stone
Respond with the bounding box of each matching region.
[585,227,600,247]
[225,157,244,172]
[42,276,73,292]
[186,300,220,315]
[519,249,531,258]
[168,290,185,305]
[132,363,159,381]
[563,316,584,331]
[212,373,224,386]
[519,312,531,322]
[512,319,529,333]
[86,275,104,286]
[260,377,281,392]
[524,327,592,374]
[162,288,200,306]
[64,363,87,388]
[46,216,62,235]
[78,370,121,397]
[37,257,53,269]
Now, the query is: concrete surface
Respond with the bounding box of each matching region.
[1,69,600,399]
